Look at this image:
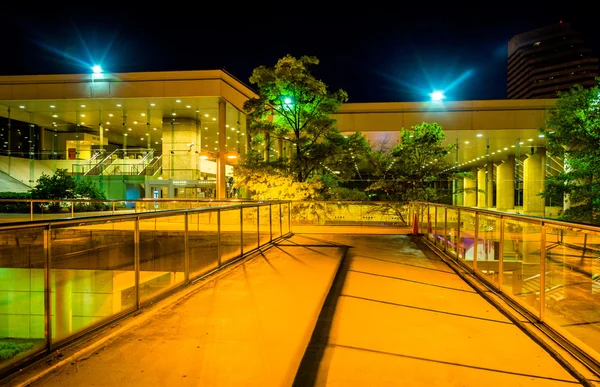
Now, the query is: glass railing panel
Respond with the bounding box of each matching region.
[272,204,282,239]
[445,208,458,258]
[0,200,31,222]
[50,219,136,343]
[458,210,475,268]
[0,226,47,372]
[72,201,114,217]
[138,214,185,304]
[219,208,241,264]
[544,225,600,357]
[435,207,446,249]
[282,202,290,234]
[242,206,258,253]
[188,211,218,280]
[418,204,427,235]
[33,201,73,221]
[502,218,542,317]
[476,214,501,287]
[258,205,271,246]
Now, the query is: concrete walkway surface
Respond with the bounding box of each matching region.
[4,233,594,386]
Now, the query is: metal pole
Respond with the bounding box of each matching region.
[539,222,546,322]
[279,203,283,236]
[473,211,479,272]
[240,206,244,255]
[44,226,52,350]
[456,209,461,259]
[71,201,74,217]
[217,209,222,266]
[443,207,448,253]
[134,217,140,308]
[256,205,260,248]
[184,213,190,284]
[498,216,504,291]
[30,200,33,221]
[269,204,273,242]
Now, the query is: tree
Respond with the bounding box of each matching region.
[367,122,463,203]
[238,55,370,198]
[540,79,600,224]
[31,169,106,212]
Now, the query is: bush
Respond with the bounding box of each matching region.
[0,192,32,213]
[0,341,34,361]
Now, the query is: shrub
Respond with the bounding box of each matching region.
[0,341,34,361]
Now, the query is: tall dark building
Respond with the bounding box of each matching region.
[507,22,599,99]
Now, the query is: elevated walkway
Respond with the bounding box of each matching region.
[5,233,596,386]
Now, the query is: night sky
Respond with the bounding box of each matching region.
[2,5,598,102]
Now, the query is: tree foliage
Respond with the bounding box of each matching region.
[540,79,600,224]
[366,122,465,203]
[31,169,106,201]
[239,55,370,197]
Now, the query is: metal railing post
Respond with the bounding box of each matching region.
[473,211,479,272]
[112,201,116,215]
[134,217,140,308]
[44,226,52,351]
[456,209,461,259]
[71,201,74,217]
[30,200,34,221]
[443,207,448,253]
[279,203,283,236]
[256,205,260,248]
[240,206,244,256]
[184,213,190,284]
[498,216,504,291]
[217,209,222,266]
[288,202,291,233]
[269,204,273,242]
[539,222,546,322]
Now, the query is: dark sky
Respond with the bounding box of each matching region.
[2,5,598,102]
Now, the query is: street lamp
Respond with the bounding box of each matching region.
[92,65,103,74]
[429,90,445,101]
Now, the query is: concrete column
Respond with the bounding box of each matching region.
[487,163,494,208]
[477,168,486,208]
[496,156,515,211]
[523,147,546,216]
[161,118,199,181]
[463,168,477,207]
[54,269,72,341]
[217,100,227,199]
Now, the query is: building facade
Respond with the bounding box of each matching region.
[507,22,599,99]
[0,70,561,217]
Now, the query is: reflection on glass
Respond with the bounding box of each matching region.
[242,207,258,253]
[258,205,271,246]
[272,205,282,239]
[476,214,501,287]
[220,208,241,264]
[138,215,185,304]
[545,226,600,356]
[50,220,136,343]
[502,218,541,316]
[446,209,458,257]
[458,210,475,268]
[188,211,219,280]
[0,227,46,371]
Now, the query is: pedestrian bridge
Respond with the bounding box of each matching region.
[0,201,599,386]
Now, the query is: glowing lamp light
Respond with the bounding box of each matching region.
[284,97,292,104]
[429,90,445,101]
[92,65,102,74]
